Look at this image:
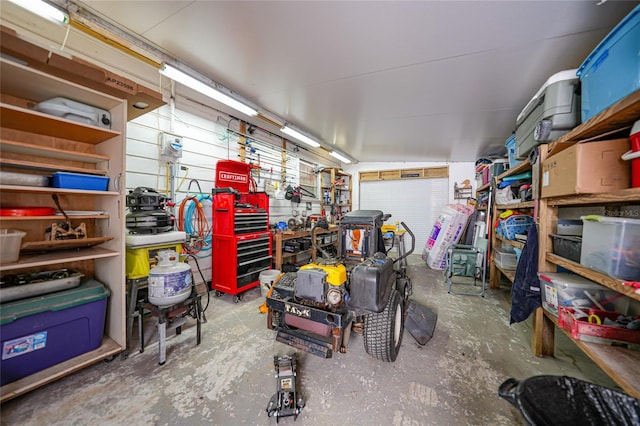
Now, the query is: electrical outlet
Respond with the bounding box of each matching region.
[159,132,183,159]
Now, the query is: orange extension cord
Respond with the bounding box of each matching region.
[177,196,211,255]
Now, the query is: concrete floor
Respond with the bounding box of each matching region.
[1,255,619,425]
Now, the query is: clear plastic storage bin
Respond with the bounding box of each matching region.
[580,216,640,281]
[495,247,517,270]
[538,272,628,317]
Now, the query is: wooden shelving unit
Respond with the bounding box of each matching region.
[273,226,339,270]
[0,57,126,402]
[320,168,352,224]
[489,160,535,288]
[533,88,640,398]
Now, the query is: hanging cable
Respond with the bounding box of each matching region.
[178,181,212,256]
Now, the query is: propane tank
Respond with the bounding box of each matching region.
[148,250,192,307]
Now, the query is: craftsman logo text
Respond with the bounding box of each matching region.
[219,172,248,183]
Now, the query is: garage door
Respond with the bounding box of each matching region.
[359,178,449,254]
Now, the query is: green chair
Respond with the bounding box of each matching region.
[445,237,488,297]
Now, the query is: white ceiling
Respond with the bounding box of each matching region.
[79,0,636,163]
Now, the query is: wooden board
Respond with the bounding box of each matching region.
[545,187,640,206]
[0,158,107,175]
[0,138,110,163]
[0,247,118,272]
[0,337,122,403]
[546,89,640,157]
[21,237,114,253]
[0,104,120,145]
[359,166,448,182]
[546,253,640,302]
[545,310,640,399]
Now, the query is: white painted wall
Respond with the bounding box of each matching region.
[126,97,342,285]
[343,161,477,208]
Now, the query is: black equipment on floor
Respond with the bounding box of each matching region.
[266,354,305,422]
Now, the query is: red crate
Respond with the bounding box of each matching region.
[558,307,640,345]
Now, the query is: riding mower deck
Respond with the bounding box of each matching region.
[266,210,434,362]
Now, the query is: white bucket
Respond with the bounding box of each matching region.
[148,250,192,307]
[259,269,281,297]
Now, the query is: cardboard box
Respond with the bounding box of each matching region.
[0,26,164,121]
[541,139,630,198]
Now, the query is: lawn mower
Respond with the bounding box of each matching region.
[266,210,434,361]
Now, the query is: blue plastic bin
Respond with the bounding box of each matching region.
[52,172,109,191]
[497,215,535,240]
[0,279,109,385]
[577,5,640,122]
[505,134,521,168]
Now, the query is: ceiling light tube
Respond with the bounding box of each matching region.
[281,125,321,148]
[7,0,69,25]
[159,63,258,117]
[330,151,351,164]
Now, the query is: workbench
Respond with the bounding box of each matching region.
[272,225,339,269]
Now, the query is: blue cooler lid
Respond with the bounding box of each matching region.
[577,4,640,77]
[0,279,110,325]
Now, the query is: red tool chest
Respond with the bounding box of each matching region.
[212,161,272,301]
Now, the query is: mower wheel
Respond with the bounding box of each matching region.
[363,289,404,362]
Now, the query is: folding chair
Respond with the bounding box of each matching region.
[445,237,488,297]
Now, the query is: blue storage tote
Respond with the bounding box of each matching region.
[52,172,109,191]
[0,279,109,386]
[497,215,535,240]
[577,5,640,122]
[505,134,521,169]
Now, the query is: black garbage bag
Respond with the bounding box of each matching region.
[499,376,640,426]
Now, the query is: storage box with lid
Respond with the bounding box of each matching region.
[514,69,581,160]
[580,215,640,281]
[494,247,517,270]
[0,279,109,385]
[538,272,627,317]
[541,139,630,198]
[577,5,640,122]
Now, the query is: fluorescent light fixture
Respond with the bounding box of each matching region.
[159,63,258,117]
[330,151,351,164]
[7,0,69,25]
[281,125,321,148]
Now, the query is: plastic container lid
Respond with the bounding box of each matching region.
[581,215,640,225]
[0,207,56,216]
[0,279,110,325]
[517,69,579,123]
[537,272,599,289]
